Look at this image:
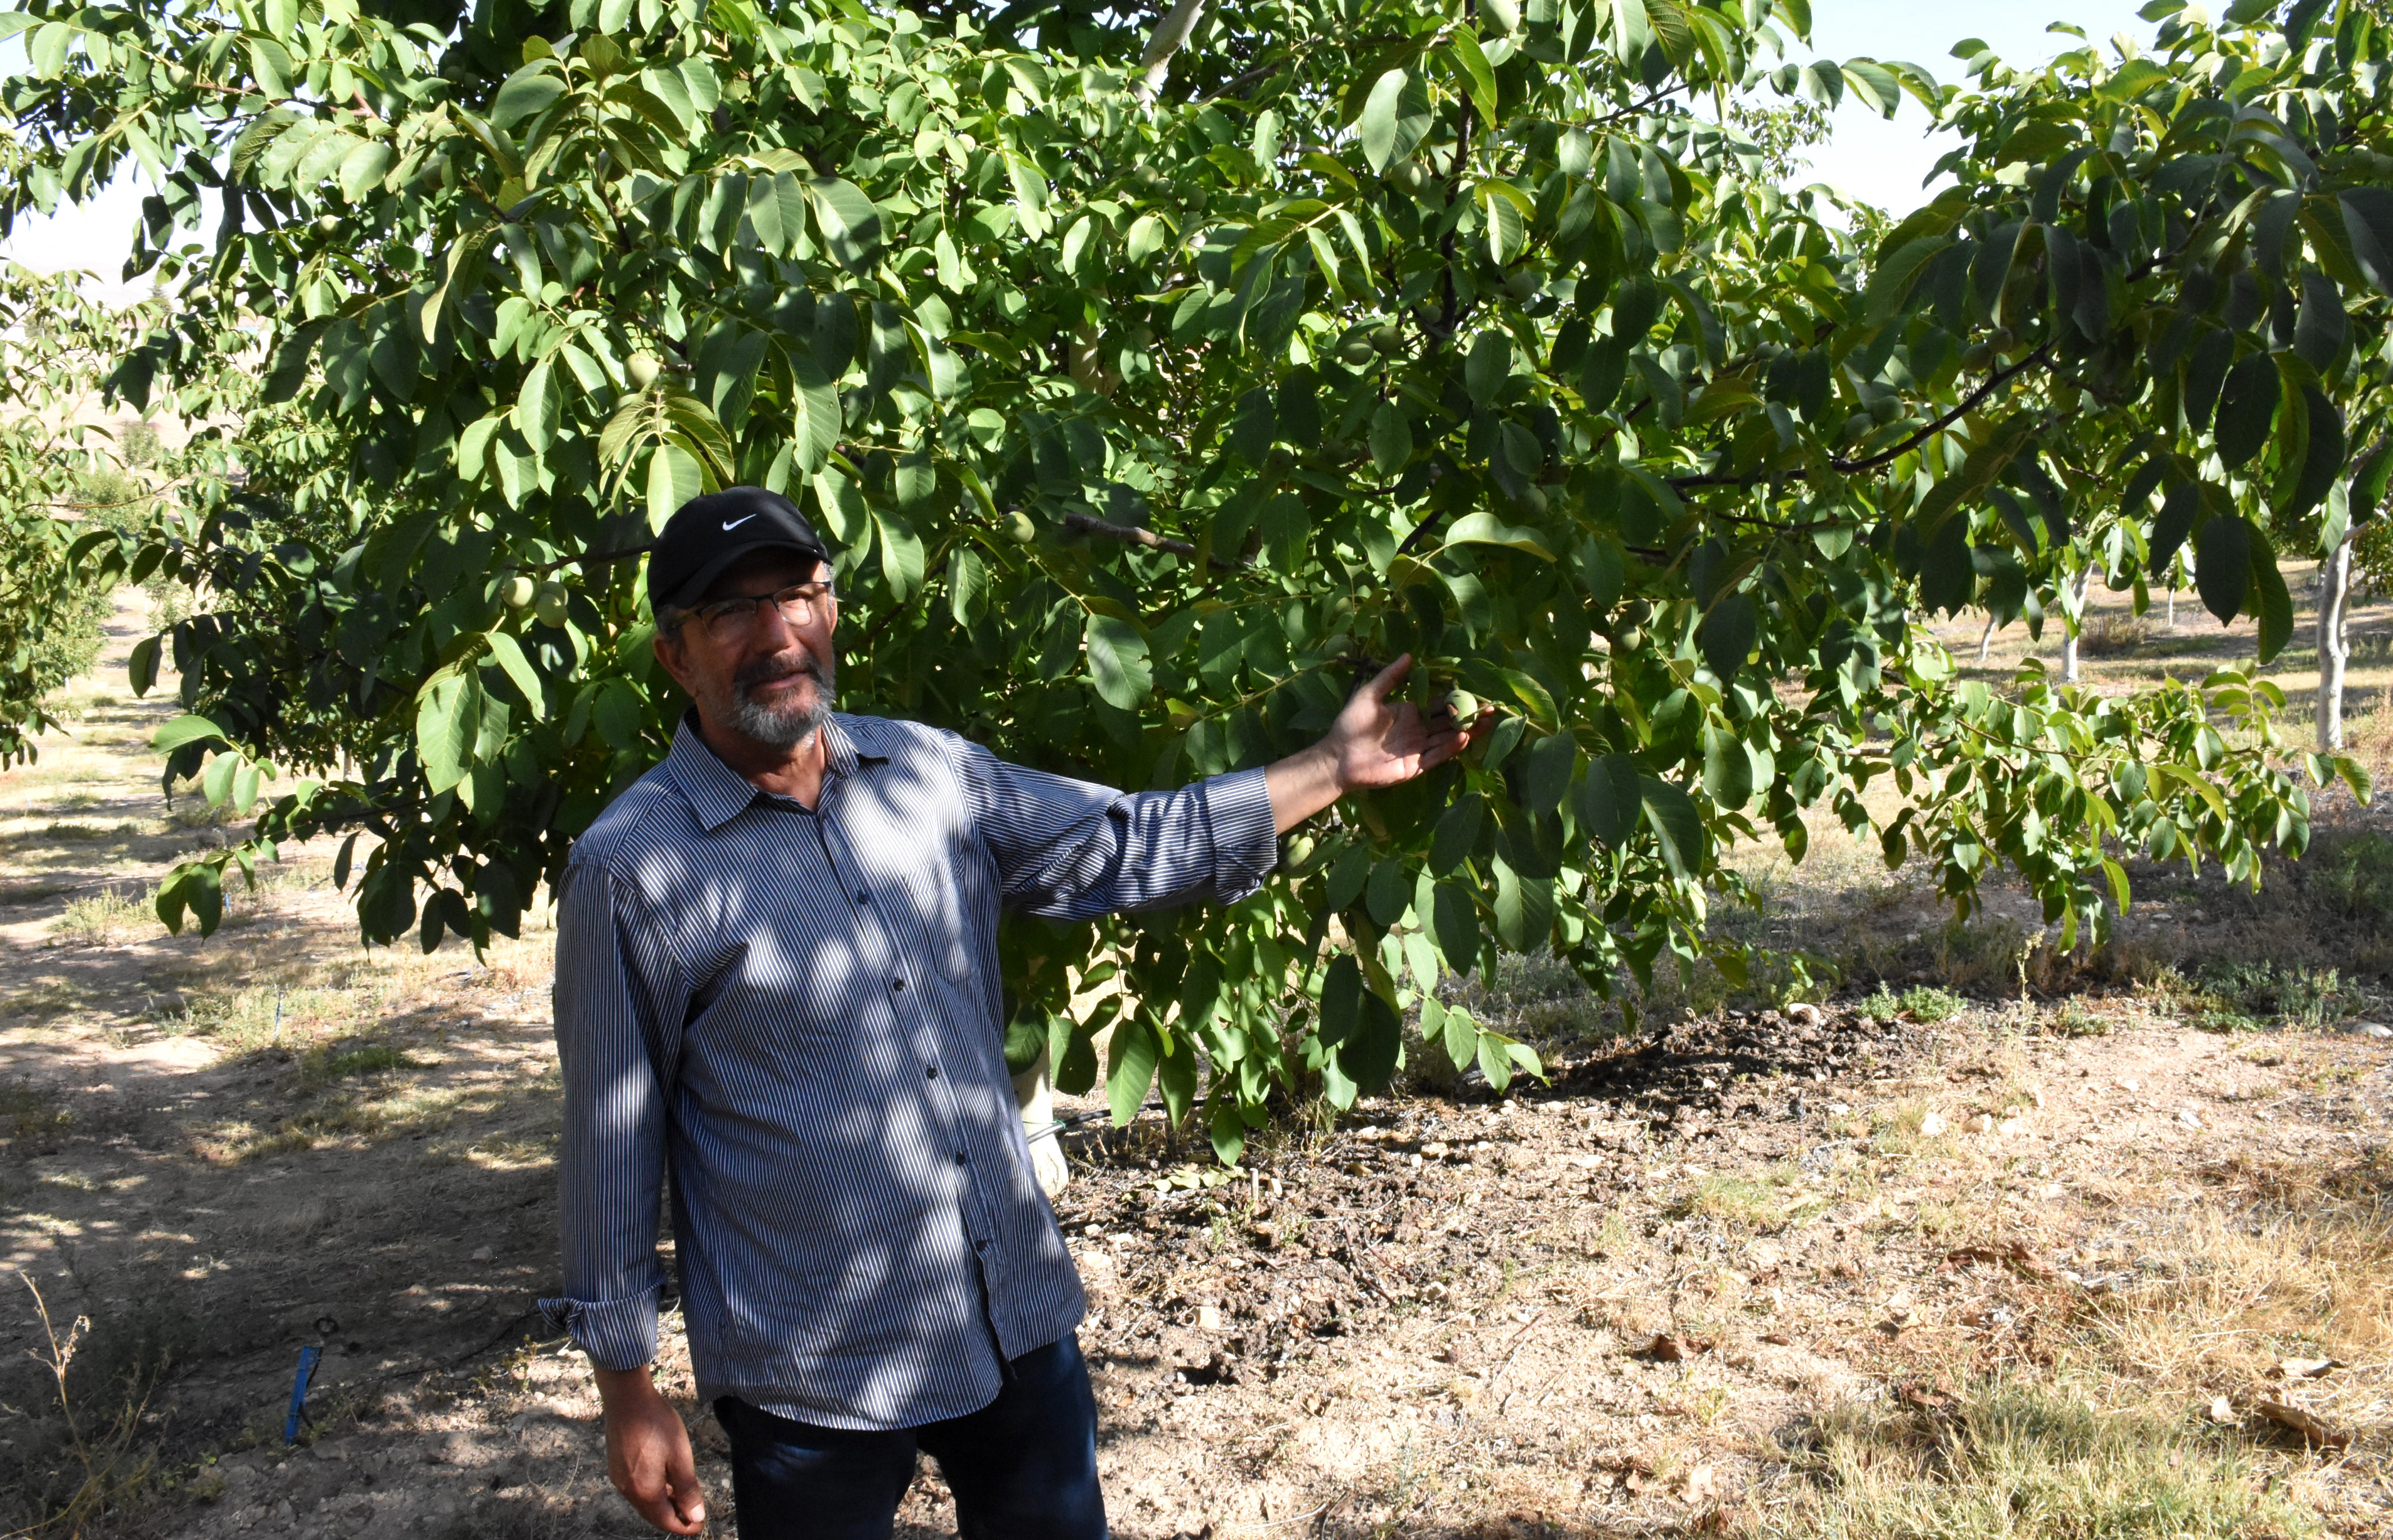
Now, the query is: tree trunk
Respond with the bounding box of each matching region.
[2319,538,2353,753]
[1136,0,1207,101]
[1013,1048,1069,1195]
[2060,567,2092,684]
[1977,614,1997,666]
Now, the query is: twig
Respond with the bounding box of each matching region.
[1061,508,1252,571]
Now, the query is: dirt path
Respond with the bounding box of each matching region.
[1,596,2387,1538]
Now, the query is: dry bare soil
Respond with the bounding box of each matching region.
[1,584,2390,1539]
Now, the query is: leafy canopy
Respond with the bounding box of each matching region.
[1,0,2382,1157]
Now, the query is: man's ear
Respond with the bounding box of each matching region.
[651,627,694,696]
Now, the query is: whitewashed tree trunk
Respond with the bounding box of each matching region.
[2060,567,2092,684]
[1013,1047,1069,1196]
[2319,537,2353,752]
[1136,0,1206,101]
[1977,614,1997,666]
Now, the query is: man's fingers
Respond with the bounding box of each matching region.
[668,1437,708,1530]
[1361,652,1414,703]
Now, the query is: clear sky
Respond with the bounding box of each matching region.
[1795,0,2158,210]
[0,2,2161,301]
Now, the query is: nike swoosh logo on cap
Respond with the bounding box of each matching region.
[722,515,758,530]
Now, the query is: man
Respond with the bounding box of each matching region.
[543,485,1484,1538]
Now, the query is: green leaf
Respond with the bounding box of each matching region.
[1484,187,1526,264]
[1442,511,1553,558]
[1429,796,1483,874]
[1519,730,1575,814]
[805,177,883,270]
[874,509,925,602]
[2193,514,2252,624]
[153,714,228,753]
[1449,33,1498,122]
[2279,382,2345,523]
[1476,1029,1515,1094]
[1368,402,1412,476]
[1431,879,1481,975]
[1492,858,1552,950]
[1575,753,1640,847]
[1105,1015,1160,1126]
[1464,331,1511,408]
[1086,614,1152,710]
[2249,526,2293,662]
[247,38,293,98]
[2295,269,2347,369]
[415,673,482,794]
[337,139,393,203]
[1696,592,1757,682]
[483,631,546,719]
[1360,68,1410,174]
[647,442,703,532]
[1640,776,1705,879]
[1702,725,1753,811]
[2214,353,2279,468]
[490,66,565,130]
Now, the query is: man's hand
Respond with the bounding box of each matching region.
[1265,655,1494,834]
[596,1366,708,1535]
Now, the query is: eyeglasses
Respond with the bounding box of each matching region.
[687,581,835,644]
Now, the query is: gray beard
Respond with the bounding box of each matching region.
[721,653,835,748]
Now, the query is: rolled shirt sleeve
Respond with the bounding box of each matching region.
[539,860,685,1372]
[959,743,1280,917]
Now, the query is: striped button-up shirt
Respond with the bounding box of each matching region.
[540,712,1277,1429]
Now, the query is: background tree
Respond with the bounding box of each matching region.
[1,0,2380,1157]
[0,243,165,766]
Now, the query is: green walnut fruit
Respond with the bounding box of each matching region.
[533,579,570,628]
[1371,324,1404,355]
[1611,626,1646,653]
[1445,689,1483,720]
[1511,486,1549,517]
[314,215,342,237]
[1504,269,1544,302]
[1960,342,1994,371]
[1284,833,1320,875]
[1338,338,1379,367]
[1265,446,1297,476]
[1620,599,1653,628]
[502,575,537,610]
[1389,162,1427,194]
[626,352,663,390]
[1005,511,1038,544]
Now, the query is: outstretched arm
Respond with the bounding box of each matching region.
[1265,654,1494,835]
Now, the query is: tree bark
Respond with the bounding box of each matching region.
[2318,537,2353,753]
[1977,614,1997,666]
[1013,1047,1069,1195]
[1136,0,1207,102]
[2060,566,2092,684]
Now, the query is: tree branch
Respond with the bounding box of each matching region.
[1062,509,1253,571]
[1137,0,1208,103]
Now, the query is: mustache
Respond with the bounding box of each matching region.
[734,651,826,690]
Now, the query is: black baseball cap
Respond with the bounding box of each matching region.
[647,486,835,613]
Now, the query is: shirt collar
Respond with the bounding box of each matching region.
[666,711,889,833]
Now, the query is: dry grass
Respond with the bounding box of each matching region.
[2086,1153,2393,1452]
[1762,1369,2319,1539]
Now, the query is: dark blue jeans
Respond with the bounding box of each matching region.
[714,1334,1107,1540]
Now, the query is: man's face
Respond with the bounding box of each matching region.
[654,549,840,751]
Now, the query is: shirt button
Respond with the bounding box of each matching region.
[891,976,907,992]
[953,1151,967,1166]
[925,1064,940,1080]
[856,891,869,903]
[974,1238,990,1253]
